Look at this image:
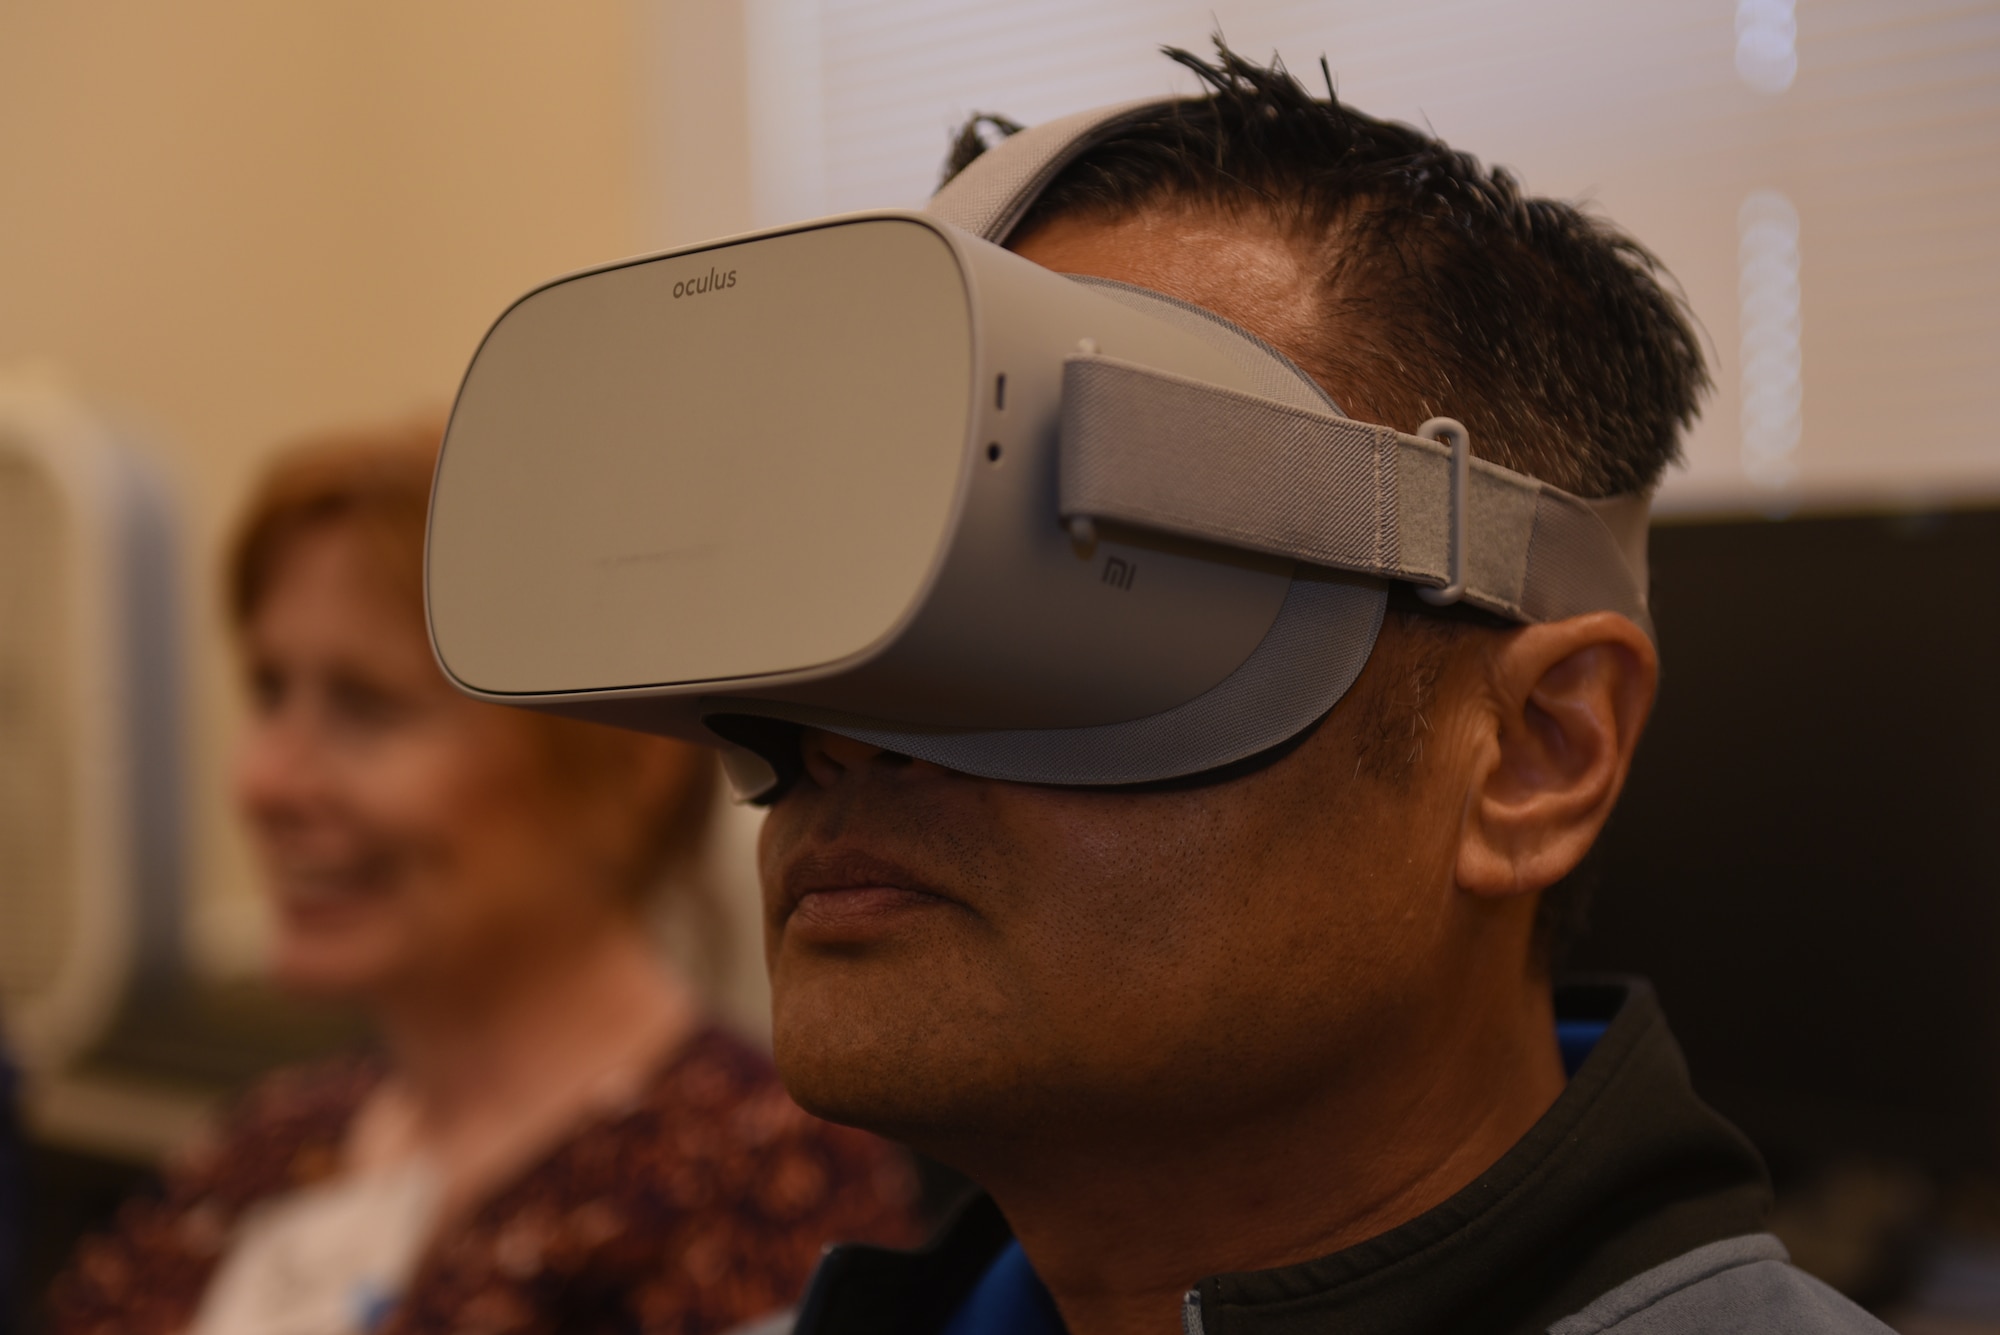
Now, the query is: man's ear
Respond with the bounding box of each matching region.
[1457,613,1658,898]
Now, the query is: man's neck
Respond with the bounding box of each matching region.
[956,982,1565,1335]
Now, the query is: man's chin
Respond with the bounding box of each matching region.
[769,999,1025,1150]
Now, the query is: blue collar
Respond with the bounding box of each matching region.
[1557,1018,1609,1077]
[938,1239,1065,1335]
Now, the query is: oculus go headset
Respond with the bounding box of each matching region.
[424,99,1655,801]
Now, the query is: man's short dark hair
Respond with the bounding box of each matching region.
[946,40,1707,498]
[946,40,1709,963]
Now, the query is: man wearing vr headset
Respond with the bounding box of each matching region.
[749,53,1882,1335]
[425,40,1887,1335]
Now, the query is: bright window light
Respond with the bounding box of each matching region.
[731,1,2000,511]
[1738,190,1803,489]
[1736,0,1799,93]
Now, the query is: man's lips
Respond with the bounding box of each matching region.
[779,849,956,938]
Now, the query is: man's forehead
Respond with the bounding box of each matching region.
[1008,210,1326,389]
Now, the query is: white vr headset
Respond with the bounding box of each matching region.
[425,99,1654,800]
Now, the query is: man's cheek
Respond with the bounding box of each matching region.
[1047,805,1252,930]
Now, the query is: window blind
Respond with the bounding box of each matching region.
[743,0,2000,512]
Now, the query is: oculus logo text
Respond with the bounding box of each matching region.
[673,268,738,299]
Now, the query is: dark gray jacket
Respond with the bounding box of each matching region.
[768,981,1888,1335]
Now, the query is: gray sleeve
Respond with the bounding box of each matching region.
[1549,1234,1894,1335]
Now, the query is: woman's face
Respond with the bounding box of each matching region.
[234,522,640,1003]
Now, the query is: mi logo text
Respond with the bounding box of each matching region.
[1102,556,1136,591]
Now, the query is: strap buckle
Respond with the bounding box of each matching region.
[1416,417,1471,606]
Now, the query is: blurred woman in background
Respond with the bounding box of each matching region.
[48,421,917,1335]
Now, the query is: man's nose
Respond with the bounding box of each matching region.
[798,728,917,789]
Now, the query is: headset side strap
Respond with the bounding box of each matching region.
[1058,355,1655,639]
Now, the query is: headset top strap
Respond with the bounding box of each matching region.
[927,98,1183,243]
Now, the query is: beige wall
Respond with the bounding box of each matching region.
[0,1,756,982]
